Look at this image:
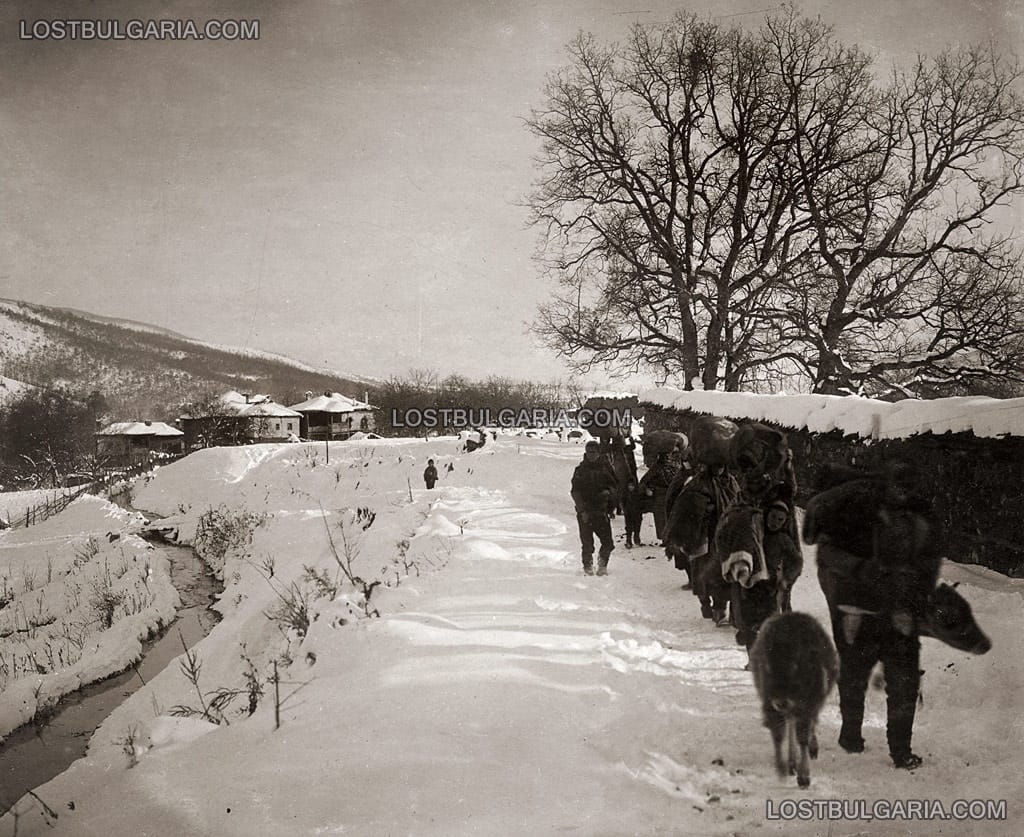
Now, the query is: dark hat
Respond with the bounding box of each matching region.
[585,440,601,452]
[767,499,789,513]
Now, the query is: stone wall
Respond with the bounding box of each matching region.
[642,404,1024,577]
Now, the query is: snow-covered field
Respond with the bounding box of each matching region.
[0,489,81,528]
[1,436,1021,836]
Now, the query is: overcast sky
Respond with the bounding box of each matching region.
[2,0,1022,385]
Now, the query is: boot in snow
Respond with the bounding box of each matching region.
[892,751,923,770]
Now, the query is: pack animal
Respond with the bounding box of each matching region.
[749,611,838,789]
[919,582,991,655]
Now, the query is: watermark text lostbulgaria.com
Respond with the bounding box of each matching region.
[390,407,632,431]
[19,19,260,41]
[766,798,1007,822]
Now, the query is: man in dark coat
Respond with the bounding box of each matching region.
[638,452,680,543]
[423,459,438,489]
[803,464,940,770]
[571,441,619,575]
[622,477,645,548]
[664,463,740,620]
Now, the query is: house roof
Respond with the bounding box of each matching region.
[218,391,272,413]
[289,392,374,413]
[181,391,298,419]
[96,421,184,437]
[238,401,302,418]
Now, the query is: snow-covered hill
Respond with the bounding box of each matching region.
[0,298,376,418]
[1,436,1019,835]
[0,375,35,406]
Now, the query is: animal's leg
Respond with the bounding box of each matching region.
[795,715,815,788]
[765,706,787,777]
[787,718,798,778]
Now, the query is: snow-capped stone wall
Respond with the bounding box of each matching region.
[640,388,1024,577]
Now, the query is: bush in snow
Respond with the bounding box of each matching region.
[193,506,268,577]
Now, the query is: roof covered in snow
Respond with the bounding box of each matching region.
[289,392,374,413]
[96,421,184,437]
[584,390,638,401]
[238,401,303,418]
[639,387,1024,440]
[220,391,270,409]
[208,391,300,417]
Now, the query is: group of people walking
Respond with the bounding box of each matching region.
[571,421,940,770]
[571,424,800,659]
[419,422,966,771]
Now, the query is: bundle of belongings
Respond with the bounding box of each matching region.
[662,416,799,624]
[803,463,991,654]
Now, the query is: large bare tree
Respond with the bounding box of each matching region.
[528,8,1024,394]
[781,42,1024,394]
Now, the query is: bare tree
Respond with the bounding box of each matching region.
[179,394,247,449]
[528,8,1024,395]
[528,10,872,390]
[781,42,1024,395]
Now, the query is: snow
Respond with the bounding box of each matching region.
[585,390,639,401]
[0,495,178,739]
[0,376,34,406]
[171,338,379,385]
[641,387,1024,439]
[0,298,377,387]
[237,401,303,418]
[0,489,77,524]
[1,435,1021,835]
[96,422,183,437]
[211,391,302,418]
[288,392,375,413]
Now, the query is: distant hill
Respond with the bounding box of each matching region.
[0,298,377,420]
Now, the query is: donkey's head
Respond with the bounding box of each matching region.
[919,582,992,655]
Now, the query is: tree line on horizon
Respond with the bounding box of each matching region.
[0,371,602,487]
[372,369,593,435]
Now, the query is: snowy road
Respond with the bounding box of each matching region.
[2,438,1019,836]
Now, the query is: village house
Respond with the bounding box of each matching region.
[180,391,302,451]
[95,421,185,465]
[289,391,376,440]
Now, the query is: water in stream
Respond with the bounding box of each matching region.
[0,533,221,815]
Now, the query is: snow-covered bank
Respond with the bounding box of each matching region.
[0,495,178,742]
[2,437,1021,835]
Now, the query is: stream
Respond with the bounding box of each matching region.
[0,504,221,815]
